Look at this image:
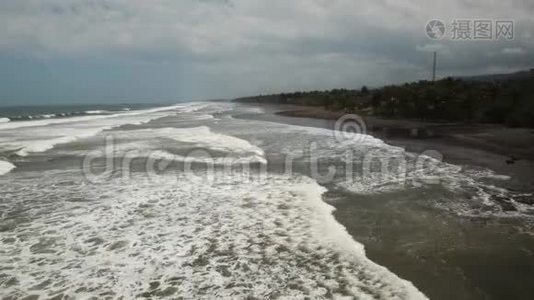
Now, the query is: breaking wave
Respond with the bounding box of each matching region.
[0,104,206,175]
[0,171,427,299]
[0,160,15,176]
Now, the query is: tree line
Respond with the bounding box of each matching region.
[235,72,534,127]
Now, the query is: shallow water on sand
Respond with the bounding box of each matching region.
[1,102,533,299]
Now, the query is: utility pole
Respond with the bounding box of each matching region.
[432,51,437,82]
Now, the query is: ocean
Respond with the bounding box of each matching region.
[1,102,533,299]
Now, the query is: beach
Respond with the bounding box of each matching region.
[2,0,533,298]
[1,101,534,299]
[239,104,534,192]
[1,102,429,299]
[235,103,534,299]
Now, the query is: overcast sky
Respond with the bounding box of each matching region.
[0,0,533,105]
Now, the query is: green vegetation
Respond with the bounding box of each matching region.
[236,71,534,127]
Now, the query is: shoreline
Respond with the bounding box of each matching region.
[245,104,534,193]
[276,106,534,161]
[233,103,534,300]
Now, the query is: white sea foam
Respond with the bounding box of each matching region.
[432,166,531,217]
[2,101,525,297]
[6,104,203,155]
[0,103,209,176]
[0,117,10,123]
[15,132,102,157]
[0,160,15,175]
[248,118,525,219]
[283,124,390,148]
[0,103,187,131]
[0,171,427,299]
[84,110,108,114]
[333,149,523,218]
[99,126,267,165]
[162,126,265,157]
[147,150,267,165]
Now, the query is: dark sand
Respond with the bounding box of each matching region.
[235,103,534,300]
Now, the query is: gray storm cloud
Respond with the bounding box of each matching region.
[0,0,532,104]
